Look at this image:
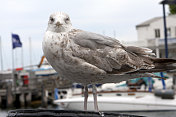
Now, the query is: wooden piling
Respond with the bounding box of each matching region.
[41,85,48,107]
[26,93,32,106]
[0,96,1,107]
[6,83,13,108]
[173,74,176,90]
[20,93,25,107]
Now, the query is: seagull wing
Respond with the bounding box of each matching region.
[68,29,157,74]
[69,29,121,49]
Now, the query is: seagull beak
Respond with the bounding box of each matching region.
[56,21,62,26]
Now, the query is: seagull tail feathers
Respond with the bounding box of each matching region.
[136,58,176,73]
[152,58,176,64]
[152,58,176,71]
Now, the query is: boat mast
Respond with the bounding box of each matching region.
[29,37,32,69]
[0,36,3,71]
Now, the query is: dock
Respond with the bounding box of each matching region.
[0,70,60,108]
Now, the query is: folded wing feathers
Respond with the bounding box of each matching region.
[126,46,156,57]
[69,30,176,75]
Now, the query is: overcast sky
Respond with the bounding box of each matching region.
[0,0,168,70]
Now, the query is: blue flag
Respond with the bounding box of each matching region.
[12,33,22,49]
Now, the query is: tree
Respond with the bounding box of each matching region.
[169,4,176,15]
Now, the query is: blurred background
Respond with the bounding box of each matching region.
[0,0,176,117]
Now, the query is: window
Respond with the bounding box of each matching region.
[155,29,160,38]
[167,28,171,38]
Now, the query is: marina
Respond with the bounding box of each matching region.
[0,66,58,109]
[1,0,176,117]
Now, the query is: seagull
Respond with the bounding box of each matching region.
[43,12,176,112]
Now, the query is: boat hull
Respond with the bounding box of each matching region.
[54,95,176,111]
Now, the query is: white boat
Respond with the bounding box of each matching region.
[54,77,176,111]
[54,91,176,111]
[33,56,57,76]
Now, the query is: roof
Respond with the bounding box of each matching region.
[136,17,161,28]
[136,14,176,28]
[160,0,176,4]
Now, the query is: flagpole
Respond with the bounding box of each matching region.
[21,46,24,68]
[12,33,22,92]
[11,33,15,91]
[12,46,14,70]
[29,37,32,69]
[14,48,17,68]
[11,33,14,70]
[0,36,3,71]
[12,49,14,69]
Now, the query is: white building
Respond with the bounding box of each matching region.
[135,15,176,58]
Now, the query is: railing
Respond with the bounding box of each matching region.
[159,38,176,45]
[0,71,59,95]
[147,38,176,47]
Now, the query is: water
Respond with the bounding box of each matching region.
[1,109,176,117]
[0,110,7,117]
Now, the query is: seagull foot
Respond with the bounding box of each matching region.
[98,111,105,117]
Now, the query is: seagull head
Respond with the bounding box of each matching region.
[47,12,72,33]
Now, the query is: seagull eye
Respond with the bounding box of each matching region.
[50,17,55,22]
[65,17,70,22]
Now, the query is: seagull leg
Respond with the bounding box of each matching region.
[92,85,105,116]
[92,84,99,112]
[84,85,88,111]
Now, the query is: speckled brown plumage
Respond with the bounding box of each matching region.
[43,12,176,112]
[43,12,176,85]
